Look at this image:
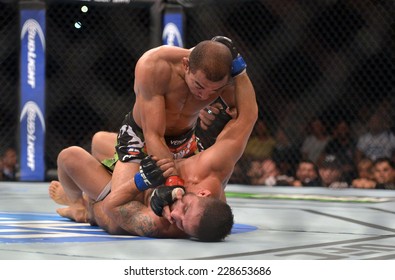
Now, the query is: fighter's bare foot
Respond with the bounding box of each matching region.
[57,206,88,223]
[49,181,71,206]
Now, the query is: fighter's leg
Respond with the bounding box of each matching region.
[49,181,86,222]
[54,146,112,222]
[48,180,70,205]
[56,204,89,223]
[48,131,116,206]
[57,146,112,201]
[91,131,117,162]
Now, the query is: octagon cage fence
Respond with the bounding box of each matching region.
[0,0,394,186]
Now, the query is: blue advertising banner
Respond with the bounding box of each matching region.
[19,9,46,181]
[162,7,184,47]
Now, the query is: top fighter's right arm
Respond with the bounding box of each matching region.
[91,196,184,238]
[100,49,177,230]
[91,157,179,236]
[133,49,175,163]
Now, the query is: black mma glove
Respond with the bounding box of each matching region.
[212,36,247,76]
[150,176,185,216]
[196,97,232,149]
[134,155,166,191]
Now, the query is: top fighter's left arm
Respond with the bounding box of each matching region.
[203,72,258,174]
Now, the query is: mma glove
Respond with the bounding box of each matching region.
[134,155,166,191]
[196,97,232,149]
[150,176,185,216]
[211,36,247,77]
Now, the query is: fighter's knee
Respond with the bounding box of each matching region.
[57,146,85,168]
[92,131,115,147]
[91,131,106,146]
[91,131,117,161]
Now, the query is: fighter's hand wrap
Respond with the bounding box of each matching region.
[211,36,247,77]
[165,175,185,187]
[134,155,166,191]
[150,185,185,217]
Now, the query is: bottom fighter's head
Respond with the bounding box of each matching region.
[169,192,234,242]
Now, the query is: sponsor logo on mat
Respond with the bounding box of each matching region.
[0,212,257,243]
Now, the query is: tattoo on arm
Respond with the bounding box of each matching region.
[118,201,160,237]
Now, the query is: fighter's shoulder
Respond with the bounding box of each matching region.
[138,46,188,67]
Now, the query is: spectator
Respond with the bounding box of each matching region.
[1,147,17,181]
[319,119,357,184]
[293,160,320,187]
[318,155,349,188]
[272,126,300,177]
[356,158,374,180]
[242,120,276,161]
[300,117,331,164]
[246,160,268,185]
[351,158,376,189]
[355,112,395,164]
[228,159,250,184]
[247,158,293,186]
[350,104,371,139]
[229,121,275,184]
[372,157,395,190]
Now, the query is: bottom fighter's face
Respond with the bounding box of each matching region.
[169,193,205,237]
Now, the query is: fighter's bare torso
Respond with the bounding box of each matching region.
[132,46,227,136]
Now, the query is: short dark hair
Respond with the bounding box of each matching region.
[298,159,319,173]
[373,157,395,169]
[189,40,232,82]
[195,197,234,242]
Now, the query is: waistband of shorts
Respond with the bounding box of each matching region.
[128,110,197,148]
[95,180,112,202]
[165,127,196,148]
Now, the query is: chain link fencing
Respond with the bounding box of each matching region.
[0,0,19,157]
[1,0,394,184]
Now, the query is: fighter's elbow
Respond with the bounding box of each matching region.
[103,222,126,235]
[102,199,117,219]
[244,103,258,124]
[251,103,258,122]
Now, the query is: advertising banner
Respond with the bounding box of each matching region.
[162,5,184,47]
[19,7,46,181]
